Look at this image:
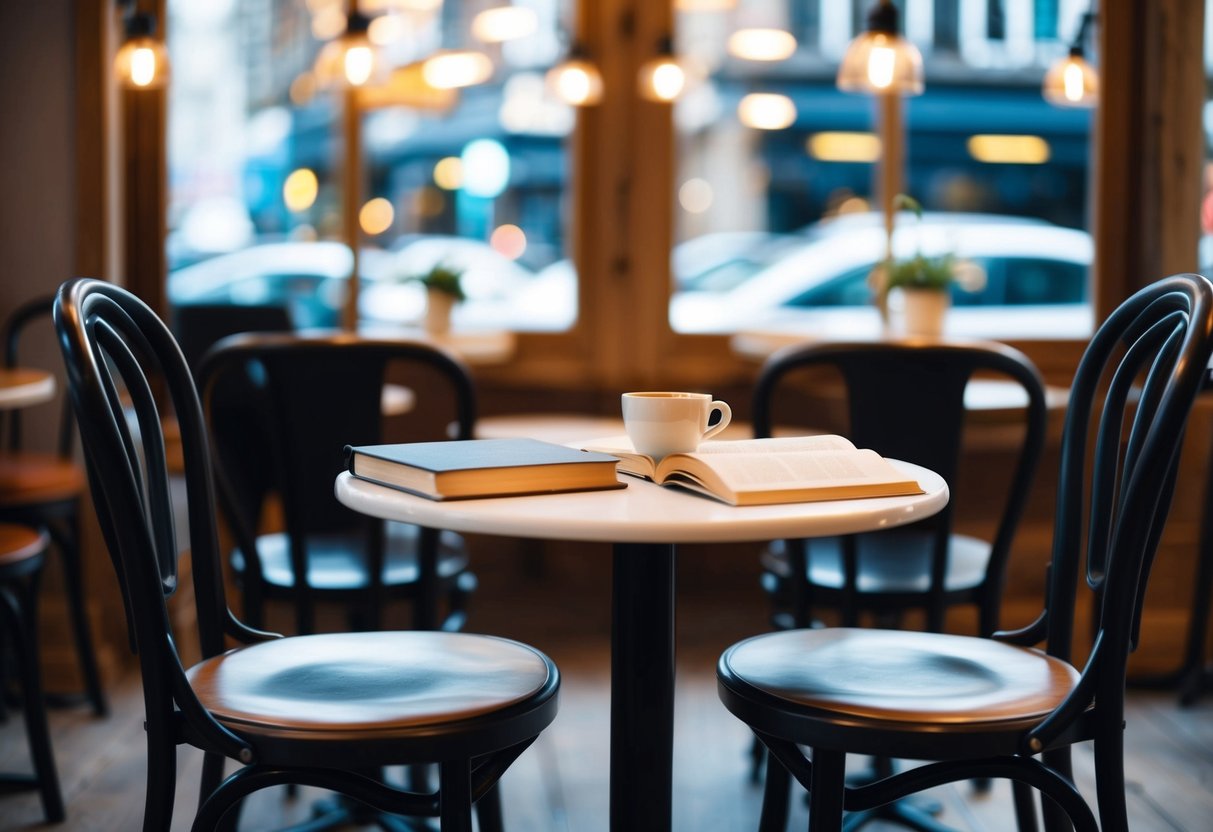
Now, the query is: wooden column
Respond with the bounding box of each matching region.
[1094,0,1205,320]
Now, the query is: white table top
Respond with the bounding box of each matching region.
[0,368,55,410]
[335,460,948,545]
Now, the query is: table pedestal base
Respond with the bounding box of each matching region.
[611,542,675,832]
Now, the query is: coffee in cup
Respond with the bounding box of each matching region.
[621,392,732,459]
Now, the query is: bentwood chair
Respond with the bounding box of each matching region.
[718,272,1213,832]
[0,522,63,823]
[54,278,559,831]
[196,333,478,635]
[0,296,106,715]
[752,341,1048,637]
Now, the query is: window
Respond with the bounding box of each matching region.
[670,0,1095,339]
[166,0,576,334]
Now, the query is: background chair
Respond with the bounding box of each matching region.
[752,341,1048,638]
[718,272,1213,832]
[196,333,478,635]
[54,277,559,831]
[0,296,106,715]
[0,522,63,824]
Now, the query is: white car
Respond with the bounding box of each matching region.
[168,241,394,329]
[670,214,1094,339]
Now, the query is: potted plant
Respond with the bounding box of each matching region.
[871,195,984,337]
[409,263,465,335]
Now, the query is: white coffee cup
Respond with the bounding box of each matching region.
[621,392,732,459]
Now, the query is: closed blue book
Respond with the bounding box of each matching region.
[345,438,625,500]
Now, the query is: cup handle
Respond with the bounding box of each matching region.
[701,401,732,442]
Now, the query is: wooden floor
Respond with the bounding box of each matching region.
[4,572,1213,830]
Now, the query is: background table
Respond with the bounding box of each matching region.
[0,369,55,410]
[336,463,948,832]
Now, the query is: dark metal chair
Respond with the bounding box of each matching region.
[0,522,63,823]
[0,296,106,715]
[719,273,1213,832]
[752,340,1048,637]
[196,333,478,635]
[54,278,559,831]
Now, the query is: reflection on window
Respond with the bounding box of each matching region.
[671,0,1095,339]
[167,0,576,335]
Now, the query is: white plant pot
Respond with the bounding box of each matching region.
[901,288,950,337]
[424,290,456,335]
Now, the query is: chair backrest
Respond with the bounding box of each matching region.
[195,333,477,539]
[3,296,75,456]
[1010,273,1213,754]
[53,278,259,761]
[170,302,292,375]
[752,339,1049,601]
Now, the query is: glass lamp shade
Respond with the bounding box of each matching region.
[114,35,170,89]
[638,56,687,102]
[546,58,604,107]
[314,28,384,88]
[836,31,923,96]
[1043,51,1099,108]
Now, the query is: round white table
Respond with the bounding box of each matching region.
[0,369,55,410]
[336,462,948,832]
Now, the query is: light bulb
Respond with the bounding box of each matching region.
[1063,62,1085,103]
[114,13,170,91]
[344,44,374,86]
[640,59,686,102]
[867,44,896,90]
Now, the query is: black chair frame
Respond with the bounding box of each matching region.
[1,295,106,714]
[719,273,1213,832]
[752,340,1048,636]
[196,333,478,635]
[54,279,557,831]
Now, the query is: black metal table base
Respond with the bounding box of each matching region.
[611,542,676,832]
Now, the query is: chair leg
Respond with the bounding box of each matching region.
[200,751,226,811]
[438,759,473,832]
[808,748,846,832]
[143,716,179,831]
[0,580,65,823]
[759,748,792,832]
[750,734,767,784]
[53,510,107,715]
[1012,780,1041,832]
[1091,734,1129,832]
[475,782,504,832]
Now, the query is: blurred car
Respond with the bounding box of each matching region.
[670,214,1094,338]
[168,241,393,329]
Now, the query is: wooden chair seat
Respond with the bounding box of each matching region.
[762,531,990,595]
[0,522,48,570]
[0,451,86,506]
[720,628,1079,760]
[231,527,469,591]
[187,631,555,755]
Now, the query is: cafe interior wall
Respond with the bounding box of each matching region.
[0,0,1209,688]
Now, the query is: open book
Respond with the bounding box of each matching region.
[579,435,924,506]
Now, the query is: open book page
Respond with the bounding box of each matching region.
[659,448,905,491]
[579,434,859,479]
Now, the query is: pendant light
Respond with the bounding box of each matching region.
[114,3,170,90]
[547,45,604,107]
[1043,7,1098,108]
[314,8,383,89]
[638,37,687,103]
[836,0,923,96]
